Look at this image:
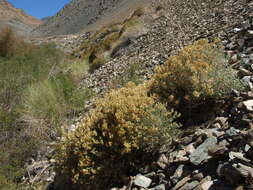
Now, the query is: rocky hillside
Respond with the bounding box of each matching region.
[20,0,253,189]
[2,0,252,189]
[80,0,252,95]
[0,0,42,36]
[32,0,145,37]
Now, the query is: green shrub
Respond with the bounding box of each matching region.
[55,82,180,189]
[109,63,143,89]
[0,28,33,58]
[132,8,145,17]
[0,43,63,110]
[148,39,245,121]
[0,41,64,142]
[21,73,93,138]
[89,57,107,73]
[0,174,19,190]
[0,34,77,188]
[121,63,143,85]
[66,59,89,82]
[0,132,38,190]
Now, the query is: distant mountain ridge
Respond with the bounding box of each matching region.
[0,0,42,36]
[33,0,144,37]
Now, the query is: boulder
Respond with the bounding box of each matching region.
[189,137,217,165]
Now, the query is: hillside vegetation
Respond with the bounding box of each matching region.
[0,28,93,189]
[1,26,244,190]
[0,0,252,189]
[53,39,245,189]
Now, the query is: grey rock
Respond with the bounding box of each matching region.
[181,136,193,145]
[229,152,251,162]
[157,154,169,169]
[49,159,56,164]
[242,100,253,111]
[247,91,253,99]
[213,117,228,128]
[144,172,156,178]
[196,128,224,138]
[245,144,251,152]
[235,163,253,178]
[238,67,253,77]
[171,176,191,190]
[176,150,189,162]
[190,137,217,165]
[178,181,199,190]
[192,172,204,181]
[219,139,230,147]
[225,127,239,137]
[171,165,185,184]
[226,41,237,50]
[234,28,242,32]
[242,76,253,90]
[232,89,241,97]
[230,54,238,63]
[149,184,166,190]
[210,129,225,137]
[198,180,213,190]
[247,130,253,147]
[208,144,228,157]
[184,143,195,154]
[134,174,152,188]
[248,30,253,35]
[198,176,212,185]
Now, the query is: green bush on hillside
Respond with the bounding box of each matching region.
[55,82,180,189]
[0,28,33,58]
[0,132,38,189]
[0,174,20,190]
[0,42,62,110]
[148,39,245,122]
[21,73,93,138]
[0,28,93,188]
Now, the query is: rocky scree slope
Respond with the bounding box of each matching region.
[0,0,42,36]
[81,0,252,95]
[32,0,144,37]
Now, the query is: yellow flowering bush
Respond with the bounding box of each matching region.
[55,82,180,189]
[149,39,244,115]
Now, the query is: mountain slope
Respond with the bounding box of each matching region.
[0,0,42,36]
[17,0,253,188]
[32,0,144,37]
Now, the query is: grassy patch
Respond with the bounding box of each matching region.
[0,28,94,188]
[65,58,90,82]
[109,63,143,88]
[121,63,143,85]
[21,73,94,138]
